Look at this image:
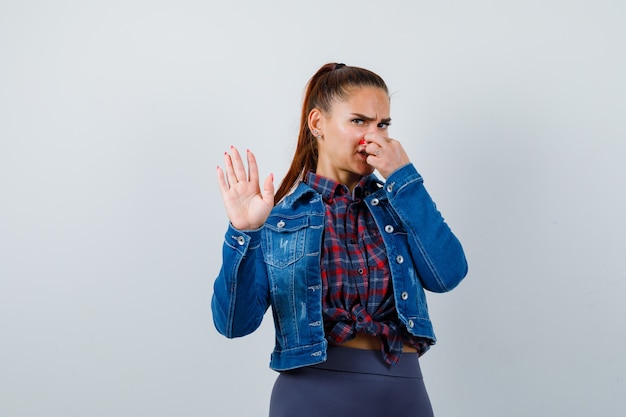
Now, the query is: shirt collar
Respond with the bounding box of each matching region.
[305,171,369,203]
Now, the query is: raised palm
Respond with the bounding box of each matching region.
[217,147,274,230]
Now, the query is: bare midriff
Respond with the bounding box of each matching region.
[332,333,418,353]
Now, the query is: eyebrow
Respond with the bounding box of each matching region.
[351,113,392,124]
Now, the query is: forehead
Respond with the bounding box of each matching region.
[330,86,390,114]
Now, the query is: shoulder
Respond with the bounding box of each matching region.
[273,182,321,212]
[266,183,325,230]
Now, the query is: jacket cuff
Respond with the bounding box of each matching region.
[224,223,262,255]
[384,163,423,197]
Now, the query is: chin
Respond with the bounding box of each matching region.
[360,166,376,176]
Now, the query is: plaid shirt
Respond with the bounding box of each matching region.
[306,172,430,365]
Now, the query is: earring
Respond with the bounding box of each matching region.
[312,129,322,139]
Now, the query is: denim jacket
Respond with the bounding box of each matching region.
[211,163,468,371]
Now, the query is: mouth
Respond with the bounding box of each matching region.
[357,149,370,162]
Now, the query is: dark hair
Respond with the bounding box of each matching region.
[274,63,389,204]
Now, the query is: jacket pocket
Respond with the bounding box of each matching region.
[263,215,309,268]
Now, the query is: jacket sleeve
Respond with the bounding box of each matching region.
[211,224,271,338]
[385,163,468,293]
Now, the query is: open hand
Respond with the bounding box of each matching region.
[217,146,274,230]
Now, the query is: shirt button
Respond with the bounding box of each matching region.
[396,255,404,264]
[385,225,394,233]
[236,236,245,245]
[357,268,364,275]
[277,220,285,228]
[371,198,379,206]
[401,291,409,300]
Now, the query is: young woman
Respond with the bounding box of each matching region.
[212,63,468,417]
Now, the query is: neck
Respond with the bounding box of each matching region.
[315,164,361,193]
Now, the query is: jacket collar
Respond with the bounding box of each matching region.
[277,174,385,209]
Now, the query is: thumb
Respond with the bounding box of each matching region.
[262,173,275,204]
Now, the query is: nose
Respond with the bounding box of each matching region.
[363,130,378,142]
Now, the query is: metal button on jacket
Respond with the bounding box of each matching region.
[236,236,245,245]
[371,198,379,206]
[401,291,409,300]
[384,225,394,233]
[396,255,404,264]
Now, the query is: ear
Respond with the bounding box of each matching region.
[307,108,324,137]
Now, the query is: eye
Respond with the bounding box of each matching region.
[378,122,390,129]
[351,118,365,125]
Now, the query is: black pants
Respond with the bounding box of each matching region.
[269,346,434,417]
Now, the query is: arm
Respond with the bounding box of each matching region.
[212,147,275,336]
[211,225,270,337]
[363,134,468,292]
[385,163,468,293]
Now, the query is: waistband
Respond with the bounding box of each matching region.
[310,345,422,378]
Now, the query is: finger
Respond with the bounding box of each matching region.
[216,166,229,194]
[229,146,248,183]
[363,133,386,147]
[365,153,379,167]
[365,142,382,157]
[223,151,237,187]
[246,149,259,184]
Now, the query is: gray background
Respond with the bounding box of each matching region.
[1,1,625,416]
